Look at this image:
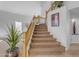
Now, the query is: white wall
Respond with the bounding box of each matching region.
[69,8,79,43]
[0,1,42,23]
[0,10,28,38]
[64,1,79,10]
[40,1,79,49]
[41,1,72,49]
[0,1,42,39]
[64,1,79,43]
[40,1,52,24]
[47,6,72,50]
[41,1,51,17]
[71,35,79,43]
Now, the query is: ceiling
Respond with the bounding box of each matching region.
[0,1,42,16]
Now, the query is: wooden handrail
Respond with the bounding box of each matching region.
[45,1,63,24]
[20,16,40,57]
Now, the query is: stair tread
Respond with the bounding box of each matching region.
[35,27,47,28]
[32,42,60,45]
[33,35,52,37]
[32,42,58,43]
[30,46,64,50]
[32,38,55,40]
[32,38,53,40]
[33,31,49,34]
[32,40,56,42]
[33,34,50,35]
[32,39,55,41]
[33,35,51,37]
[30,48,65,52]
[32,45,64,48]
[32,37,53,39]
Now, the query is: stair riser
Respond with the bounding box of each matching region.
[34,30,47,32]
[33,32,50,34]
[34,29,47,31]
[35,25,47,26]
[32,44,60,47]
[33,34,50,35]
[31,45,63,48]
[34,30,48,32]
[32,42,60,44]
[33,35,51,37]
[35,26,47,28]
[33,32,49,34]
[32,40,56,43]
[32,38,53,40]
[34,31,48,33]
[36,28,46,29]
[30,49,65,52]
[35,26,47,27]
[33,36,52,38]
[29,51,65,56]
[34,28,47,29]
[35,25,47,29]
[35,25,47,27]
[32,37,52,38]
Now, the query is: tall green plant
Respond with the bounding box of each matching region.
[7,25,21,50]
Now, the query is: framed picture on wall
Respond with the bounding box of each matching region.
[51,13,59,26]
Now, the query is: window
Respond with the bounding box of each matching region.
[15,21,22,33]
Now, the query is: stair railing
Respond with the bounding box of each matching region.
[21,16,40,57]
[45,1,63,25]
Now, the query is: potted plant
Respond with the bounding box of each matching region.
[5,25,21,57]
[57,1,63,8]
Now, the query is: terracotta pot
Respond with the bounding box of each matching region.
[5,47,19,57]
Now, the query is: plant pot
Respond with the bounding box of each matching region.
[57,5,62,8]
[5,47,19,57]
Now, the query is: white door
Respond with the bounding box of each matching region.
[15,21,22,33]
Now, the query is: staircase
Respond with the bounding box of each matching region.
[29,24,65,56]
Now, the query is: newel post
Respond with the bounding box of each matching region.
[22,32,27,57]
